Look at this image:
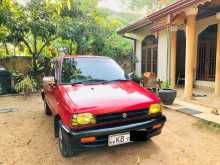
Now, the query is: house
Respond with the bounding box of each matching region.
[118,0,220,99]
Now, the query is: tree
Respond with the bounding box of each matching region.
[57,0,132,58]
[0,26,10,55]
[0,0,13,56]
[0,0,133,73]
[0,0,57,74]
[57,0,100,54]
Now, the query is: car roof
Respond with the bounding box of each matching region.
[65,55,111,59]
[52,55,111,62]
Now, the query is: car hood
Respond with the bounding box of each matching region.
[63,81,160,115]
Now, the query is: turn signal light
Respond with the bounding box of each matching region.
[153,124,162,129]
[80,137,96,143]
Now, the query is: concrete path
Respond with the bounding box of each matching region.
[163,98,220,125]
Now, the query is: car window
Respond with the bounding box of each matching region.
[61,57,127,84]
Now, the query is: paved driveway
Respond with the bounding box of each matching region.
[0,95,220,165]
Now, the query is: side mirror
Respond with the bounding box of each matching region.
[43,76,55,87]
[128,72,142,84]
[128,72,135,79]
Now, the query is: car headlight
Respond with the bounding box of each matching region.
[71,113,96,126]
[148,104,161,115]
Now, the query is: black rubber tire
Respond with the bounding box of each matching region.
[54,117,59,138]
[44,101,52,116]
[58,122,78,157]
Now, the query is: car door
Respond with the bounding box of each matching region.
[45,61,59,113]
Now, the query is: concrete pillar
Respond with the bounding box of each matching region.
[215,13,220,96]
[170,26,177,88]
[135,40,142,77]
[158,30,169,81]
[184,7,198,99]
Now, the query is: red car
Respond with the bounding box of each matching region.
[42,55,166,157]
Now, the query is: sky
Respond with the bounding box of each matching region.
[98,0,128,12]
[98,0,145,14]
[14,0,145,14]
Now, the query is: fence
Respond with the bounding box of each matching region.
[0,56,32,74]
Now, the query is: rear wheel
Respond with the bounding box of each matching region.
[44,101,52,116]
[58,121,78,157]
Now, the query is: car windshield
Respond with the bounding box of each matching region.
[61,57,127,84]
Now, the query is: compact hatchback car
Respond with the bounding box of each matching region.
[42,55,166,157]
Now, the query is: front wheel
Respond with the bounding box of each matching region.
[58,122,78,157]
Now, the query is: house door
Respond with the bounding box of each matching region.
[197,39,216,81]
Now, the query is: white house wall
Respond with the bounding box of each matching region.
[132,26,152,77]
[135,40,142,77]
[133,28,169,80]
[157,30,169,81]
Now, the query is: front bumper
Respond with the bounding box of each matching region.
[61,115,166,152]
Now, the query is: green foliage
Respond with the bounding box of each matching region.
[161,80,171,89]
[57,0,132,58]
[28,60,44,75]
[0,0,58,74]
[0,0,133,77]
[0,0,180,66]
[15,75,37,96]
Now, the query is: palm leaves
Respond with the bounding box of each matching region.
[15,75,37,97]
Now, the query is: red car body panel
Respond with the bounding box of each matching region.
[44,55,160,128]
[64,81,159,114]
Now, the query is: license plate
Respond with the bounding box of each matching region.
[108,132,130,147]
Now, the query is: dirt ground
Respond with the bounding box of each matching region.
[0,94,220,165]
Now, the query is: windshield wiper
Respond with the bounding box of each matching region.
[102,79,128,84]
[72,79,106,85]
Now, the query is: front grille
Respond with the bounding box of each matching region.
[96,108,147,124]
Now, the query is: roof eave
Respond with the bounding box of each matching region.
[148,0,207,20]
[117,17,152,35]
[118,0,211,36]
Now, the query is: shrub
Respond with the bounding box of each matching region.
[161,80,171,89]
[15,75,37,97]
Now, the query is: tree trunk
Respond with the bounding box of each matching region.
[76,44,83,55]
[4,42,9,55]
[13,46,16,56]
[32,34,38,77]
[32,53,37,74]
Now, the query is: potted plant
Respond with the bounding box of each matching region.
[159,80,177,105]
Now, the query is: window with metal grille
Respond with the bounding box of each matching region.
[197,24,217,81]
[141,35,158,74]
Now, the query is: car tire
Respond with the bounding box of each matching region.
[44,101,52,116]
[58,121,78,157]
